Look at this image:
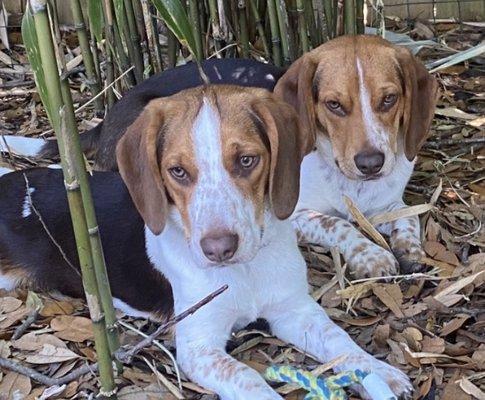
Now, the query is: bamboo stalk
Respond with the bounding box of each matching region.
[141,0,162,73]
[305,0,321,46]
[296,0,309,53]
[208,0,223,52]
[28,1,117,397]
[356,0,364,34]
[70,0,103,114]
[188,0,203,60]
[344,0,356,34]
[237,0,250,58]
[124,0,145,81]
[320,0,335,39]
[267,0,282,66]
[167,29,178,68]
[249,0,270,58]
[274,0,291,64]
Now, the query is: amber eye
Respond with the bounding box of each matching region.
[325,100,346,116]
[381,94,397,111]
[239,155,259,169]
[169,166,188,181]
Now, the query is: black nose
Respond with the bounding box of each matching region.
[200,231,239,263]
[354,151,385,175]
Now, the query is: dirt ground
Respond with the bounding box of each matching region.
[0,22,483,400]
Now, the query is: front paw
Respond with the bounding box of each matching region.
[347,243,399,279]
[345,356,413,399]
[392,238,425,274]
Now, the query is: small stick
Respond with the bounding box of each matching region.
[116,284,228,363]
[12,308,40,340]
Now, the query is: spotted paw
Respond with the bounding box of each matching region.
[344,355,413,399]
[347,243,399,279]
[392,239,425,274]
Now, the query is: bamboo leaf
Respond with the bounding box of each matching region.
[87,0,104,43]
[150,0,198,59]
[21,5,54,124]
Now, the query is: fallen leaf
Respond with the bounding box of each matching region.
[13,332,67,351]
[458,377,483,400]
[440,314,470,337]
[25,343,79,364]
[0,372,31,400]
[373,284,404,318]
[0,297,22,313]
[0,306,29,329]
[434,271,485,307]
[40,299,75,317]
[51,315,94,342]
[422,336,446,354]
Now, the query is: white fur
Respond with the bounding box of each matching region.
[0,274,17,291]
[356,58,395,176]
[0,135,46,157]
[112,297,153,319]
[22,187,35,218]
[188,99,260,267]
[0,167,13,177]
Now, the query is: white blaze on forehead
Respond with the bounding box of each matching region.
[22,187,35,218]
[356,58,389,149]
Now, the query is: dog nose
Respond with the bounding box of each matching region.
[354,151,385,175]
[200,231,239,263]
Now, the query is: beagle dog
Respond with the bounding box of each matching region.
[0,85,411,399]
[275,35,438,278]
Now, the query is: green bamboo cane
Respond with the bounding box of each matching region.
[124,0,145,81]
[296,0,309,53]
[267,0,282,66]
[141,0,162,73]
[28,1,117,397]
[249,0,270,58]
[149,3,165,68]
[207,0,222,52]
[355,0,364,34]
[274,0,291,64]
[344,0,356,34]
[237,0,250,58]
[188,0,203,60]
[70,0,103,114]
[132,0,147,41]
[305,0,321,46]
[167,29,178,68]
[320,0,335,39]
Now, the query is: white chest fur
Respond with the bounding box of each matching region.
[296,135,415,218]
[145,209,308,330]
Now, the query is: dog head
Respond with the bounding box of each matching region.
[275,34,438,180]
[116,85,309,267]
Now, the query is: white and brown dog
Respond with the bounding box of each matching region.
[0,85,411,399]
[276,35,438,278]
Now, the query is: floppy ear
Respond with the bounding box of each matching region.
[116,99,168,235]
[252,97,306,220]
[274,53,318,154]
[396,47,439,161]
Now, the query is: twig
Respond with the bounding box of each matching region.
[12,308,40,340]
[116,284,228,364]
[0,357,98,386]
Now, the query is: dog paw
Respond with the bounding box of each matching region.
[347,243,399,279]
[392,238,425,274]
[345,356,413,399]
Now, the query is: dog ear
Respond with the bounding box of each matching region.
[116,99,168,235]
[396,47,438,161]
[274,54,318,154]
[251,97,307,220]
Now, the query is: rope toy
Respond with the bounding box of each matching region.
[265,365,397,400]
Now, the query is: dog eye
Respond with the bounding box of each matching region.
[239,155,259,169]
[169,166,188,181]
[325,100,346,116]
[381,94,397,110]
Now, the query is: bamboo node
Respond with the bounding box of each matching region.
[64,180,80,191]
[74,22,86,30]
[88,226,99,235]
[99,387,118,397]
[85,293,105,322]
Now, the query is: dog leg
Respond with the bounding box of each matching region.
[266,295,412,399]
[293,209,398,278]
[176,315,282,400]
[375,201,424,273]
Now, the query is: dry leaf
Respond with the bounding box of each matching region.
[51,315,94,342]
[440,314,470,337]
[40,299,75,317]
[13,332,67,351]
[0,372,31,400]
[25,343,79,364]
[434,271,485,307]
[0,297,22,313]
[421,336,446,354]
[458,377,485,400]
[0,306,29,329]
[373,284,404,318]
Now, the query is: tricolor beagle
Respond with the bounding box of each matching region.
[0,85,411,399]
[14,34,436,279]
